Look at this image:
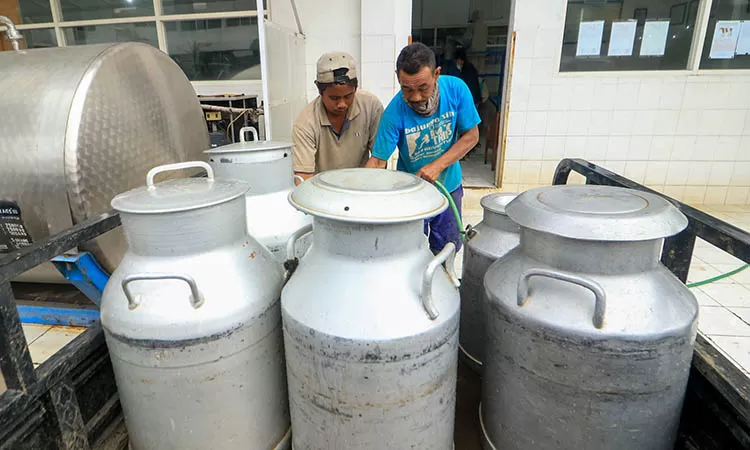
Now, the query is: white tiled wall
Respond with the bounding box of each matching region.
[294,0,363,102]
[503,0,750,205]
[293,0,410,107]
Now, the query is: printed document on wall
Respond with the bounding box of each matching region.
[608,21,637,56]
[734,21,750,55]
[640,21,670,56]
[710,21,740,59]
[576,21,604,56]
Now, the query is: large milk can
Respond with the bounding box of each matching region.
[204,127,312,262]
[459,193,519,371]
[481,185,698,450]
[282,168,460,449]
[100,162,290,450]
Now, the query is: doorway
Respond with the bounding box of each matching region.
[411,0,512,188]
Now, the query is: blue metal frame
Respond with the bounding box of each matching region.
[51,252,109,306]
[16,304,99,327]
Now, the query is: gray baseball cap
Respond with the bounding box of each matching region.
[316,52,358,83]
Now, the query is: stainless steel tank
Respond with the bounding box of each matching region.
[459,193,518,371]
[100,162,290,450]
[0,42,209,273]
[481,185,698,450]
[204,127,312,263]
[282,169,460,449]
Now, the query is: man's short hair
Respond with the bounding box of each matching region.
[396,43,437,75]
[455,48,468,62]
[316,73,359,95]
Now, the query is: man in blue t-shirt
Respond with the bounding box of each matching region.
[365,43,481,253]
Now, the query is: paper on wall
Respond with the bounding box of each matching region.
[608,21,637,56]
[576,20,604,57]
[710,20,741,59]
[735,21,750,56]
[640,21,670,57]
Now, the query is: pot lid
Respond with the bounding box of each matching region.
[111,161,248,214]
[204,127,292,154]
[481,193,518,216]
[506,185,687,241]
[203,140,293,155]
[289,168,448,223]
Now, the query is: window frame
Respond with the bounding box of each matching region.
[1,0,267,94]
[555,0,750,77]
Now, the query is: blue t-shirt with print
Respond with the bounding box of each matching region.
[371,75,481,193]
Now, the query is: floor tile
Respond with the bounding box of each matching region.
[731,307,750,325]
[692,288,720,306]
[693,245,744,265]
[22,324,52,345]
[698,305,750,337]
[462,157,496,189]
[687,263,723,284]
[699,284,750,308]
[708,336,750,373]
[28,326,85,365]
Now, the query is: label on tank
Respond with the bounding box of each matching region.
[0,201,33,253]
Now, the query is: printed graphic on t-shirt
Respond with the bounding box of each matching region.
[404,111,456,162]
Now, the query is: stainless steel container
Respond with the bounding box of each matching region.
[282,169,460,449]
[481,185,698,450]
[459,193,518,371]
[0,43,209,272]
[100,162,290,450]
[204,127,312,262]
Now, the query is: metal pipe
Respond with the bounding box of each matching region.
[200,104,262,116]
[256,0,272,139]
[0,16,23,51]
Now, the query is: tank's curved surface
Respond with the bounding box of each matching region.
[0,43,209,271]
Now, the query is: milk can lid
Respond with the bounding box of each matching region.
[506,185,688,241]
[111,162,249,214]
[203,127,292,154]
[203,140,293,155]
[480,193,518,216]
[289,168,448,223]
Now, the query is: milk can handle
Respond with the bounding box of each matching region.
[421,242,460,320]
[286,223,313,262]
[517,268,606,329]
[239,126,259,142]
[294,175,305,184]
[146,161,214,188]
[122,274,204,310]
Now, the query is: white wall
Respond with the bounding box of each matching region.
[292,0,363,102]
[288,0,410,106]
[503,0,750,205]
[412,0,509,28]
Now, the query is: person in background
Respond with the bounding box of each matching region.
[442,47,482,109]
[293,52,384,183]
[365,43,480,253]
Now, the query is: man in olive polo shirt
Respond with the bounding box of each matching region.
[293,52,384,181]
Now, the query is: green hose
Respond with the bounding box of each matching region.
[433,180,466,241]
[686,264,750,288]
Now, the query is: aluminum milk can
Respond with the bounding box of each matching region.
[282,168,460,450]
[205,127,312,263]
[100,161,290,450]
[459,193,518,371]
[480,185,698,450]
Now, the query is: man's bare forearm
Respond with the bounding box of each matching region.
[365,157,387,169]
[433,126,479,171]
